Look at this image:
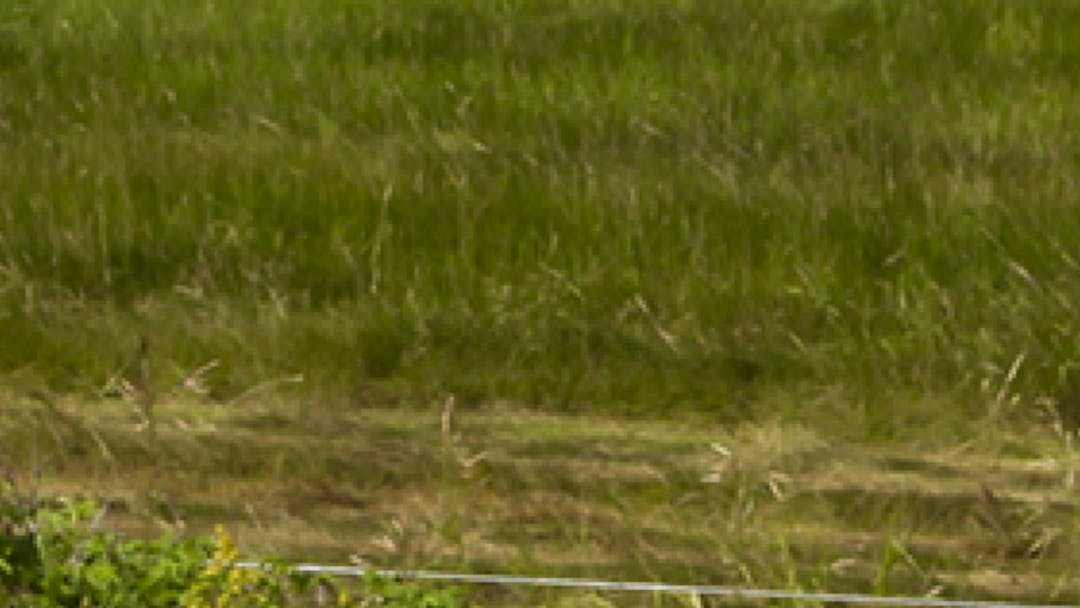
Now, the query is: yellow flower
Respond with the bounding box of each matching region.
[212,525,240,563]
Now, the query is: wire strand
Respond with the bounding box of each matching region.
[233,562,1074,608]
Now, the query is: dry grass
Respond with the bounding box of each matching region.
[0,392,1076,605]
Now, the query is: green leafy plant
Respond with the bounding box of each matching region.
[0,479,465,607]
[0,479,212,607]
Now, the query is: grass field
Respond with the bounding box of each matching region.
[5,394,1080,604]
[3,0,1080,604]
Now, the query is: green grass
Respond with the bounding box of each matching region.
[3,0,1080,603]
[3,0,1080,429]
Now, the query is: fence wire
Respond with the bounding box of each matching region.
[234,562,1075,608]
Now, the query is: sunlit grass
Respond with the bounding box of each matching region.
[2,395,1078,603]
[3,1,1080,603]
[2,0,1080,429]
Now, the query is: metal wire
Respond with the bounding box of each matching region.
[233,562,1075,608]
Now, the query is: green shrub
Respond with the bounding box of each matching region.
[0,482,465,607]
[0,483,211,607]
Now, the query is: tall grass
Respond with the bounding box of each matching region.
[2,0,1080,432]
